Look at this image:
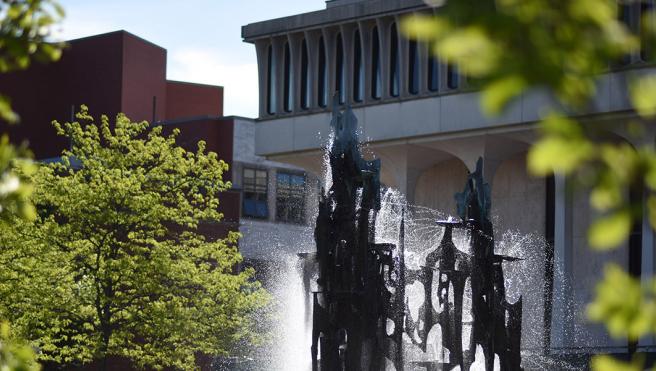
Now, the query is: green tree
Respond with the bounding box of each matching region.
[402,0,656,369]
[0,107,269,370]
[0,1,64,370]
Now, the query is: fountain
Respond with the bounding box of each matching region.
[308,99,523,370]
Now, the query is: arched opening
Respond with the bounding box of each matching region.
[301,39,310,109]
[428,54,439,92]
[371,26,382,99]
[318,37,327,107]
[389,23,400,97]
[353,30,364,102]
[283,42,292,112]
[336,33,345,104]
[266,45,276,115]
[409,39,419,95]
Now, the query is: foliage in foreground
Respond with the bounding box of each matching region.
[403,0,656,369]
[0,107,269,369]
[0,1,65,369]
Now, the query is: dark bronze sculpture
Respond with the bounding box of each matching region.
[311,98,404,371]
[311,101,522,370]
[405,158,523,370]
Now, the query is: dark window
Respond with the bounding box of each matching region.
[301,39,310,109]
[372,27,382,99]
[283,42,292,112]
[353,30,364,102]
[243,168,268,219]
[276,172,306,224]
[641,1,655,61]
[620,3,633,65]
[318,37,327,107]
[428,54,439,92]
[336,33,345,104]
[390,23,400,97]
[447,63,459,89]
[409,40,420,95]
[266,45,276,114]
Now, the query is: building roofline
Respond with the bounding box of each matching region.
[66,30,167,52]
[242,0,427,42]
[166,79,224,90]
[156,115,255,127]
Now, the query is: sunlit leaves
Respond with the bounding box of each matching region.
[0,107,270,369]
[481,75,526,115]
[630,74,656,118]
[402,0,635,115]
[588,209,633,250]
[0,0,65,124]
[591,354,644,371]
[588,264,656,339]
[0,322,40,371]
[527,114,594,176]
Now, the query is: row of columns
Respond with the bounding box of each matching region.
[253,10,464,118]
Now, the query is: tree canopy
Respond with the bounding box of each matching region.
[0,107,269,370]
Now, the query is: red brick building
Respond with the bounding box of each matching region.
[0,30,239,236]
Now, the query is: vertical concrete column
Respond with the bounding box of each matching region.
[376,17,392,100]
[288,33,302,113]
[340,23,356,104]
[271,37,285,115]
[304,30,320,110]
[395,14,409,98]
[551,173,574,349]
[254,39,269,118]
[358,20,374,104]
[321,27,337,103]
[268,168,278,223]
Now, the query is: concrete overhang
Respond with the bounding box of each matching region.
[242,0,427,42]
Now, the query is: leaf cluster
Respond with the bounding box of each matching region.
[402,1,656,369]
[0,0,64,123]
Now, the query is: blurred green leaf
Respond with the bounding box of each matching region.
[591,354,644,371]
[527,136,593,176]
[482,75,526,115]
[631,75,656,118]
[588,264,653,340]
[588,209,632,250]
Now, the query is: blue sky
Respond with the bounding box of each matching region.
[54,0,325,118]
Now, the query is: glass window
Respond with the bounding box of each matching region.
[372,27,382,99]
[301,39,310,109]
[390,23,400,97]
[447,63,459,90]
[318,37,327,107]
[266,45,276,115]
[353,30,364,102]
[276,172,306,224]
[619,3,633,65]
[243,168,268,219]
[428,55,439,92]
[641,1,655,61]
[336,33,346,104]
[283,42,293,112]
[409,40,420,95]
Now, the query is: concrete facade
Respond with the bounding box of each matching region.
[230,117,318,262]
[243,0,656,355]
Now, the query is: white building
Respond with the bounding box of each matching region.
[242,0,656,358]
